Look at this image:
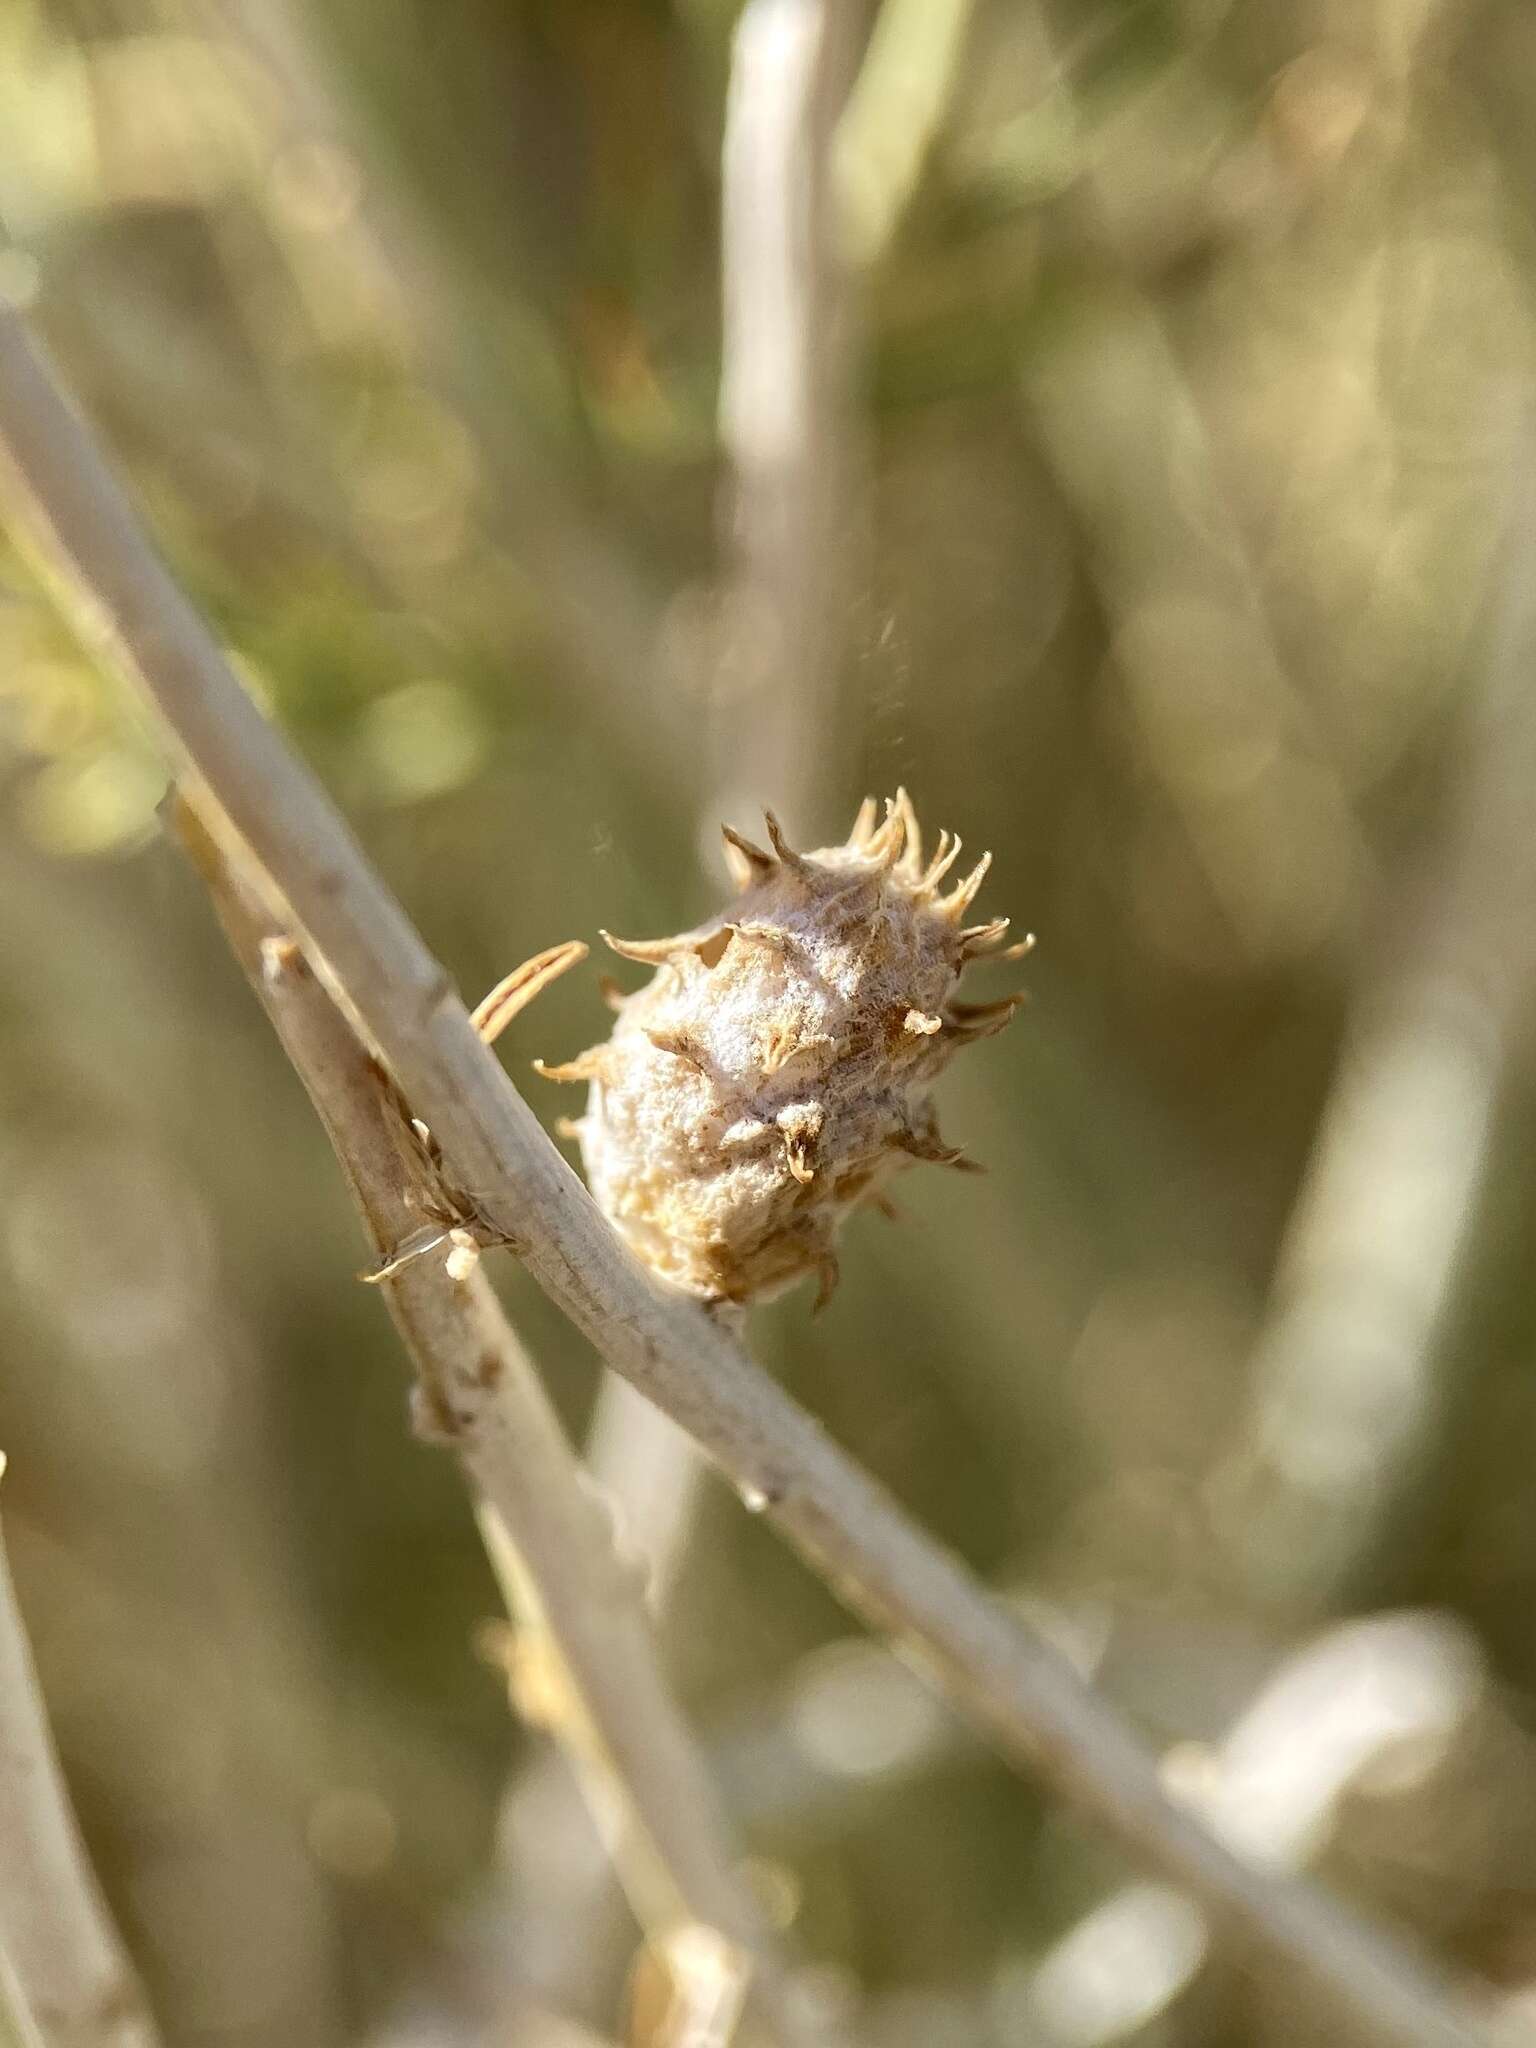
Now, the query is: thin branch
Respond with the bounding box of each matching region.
[0,1457,161,2048]
[0,301,1490,2048]
[181,828,813,2047]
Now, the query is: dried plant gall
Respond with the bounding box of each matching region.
[526,794,1031,1309]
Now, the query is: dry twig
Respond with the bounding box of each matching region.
[0,300,1490,2048]
[180,828,812,2047]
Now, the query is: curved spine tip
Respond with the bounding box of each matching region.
[721,822,775,889]
[939,850,992,921]
[944,993,1027,1041]
[762,809,805,867]
[600,928,685,965]
[889,1126,966,1167]
[532,1049,606,1084]
[958,916,1012,959]
[864,797,905,866]
[919,831,961,894]
[893,786,922,876]
[847,795,879,848]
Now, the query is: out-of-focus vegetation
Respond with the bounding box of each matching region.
[5,1,1536,2043]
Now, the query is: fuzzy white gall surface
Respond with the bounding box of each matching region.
[539,793,1030,1308]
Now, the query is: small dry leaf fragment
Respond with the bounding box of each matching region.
[531,792,1030,1307]
[958,916,1011,957]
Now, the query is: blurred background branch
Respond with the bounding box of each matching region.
[0,1454,161,2048]
[1219,408,1536,1615]
[185,822,815,2048]
[712,0,870,840]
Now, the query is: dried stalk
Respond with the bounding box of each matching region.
[0,1458,160,2048]
[0,301,1489,2048]
[182,832,811,2047]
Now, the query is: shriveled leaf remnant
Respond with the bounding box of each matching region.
[536,792,1032,1308]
